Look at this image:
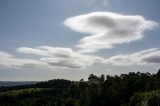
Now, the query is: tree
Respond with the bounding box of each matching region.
[80,79,84,82]
[156,68,160,77]
[88,74,98,81]
[100,74,105,82]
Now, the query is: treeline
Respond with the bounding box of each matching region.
[0,69,160,106]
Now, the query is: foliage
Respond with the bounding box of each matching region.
[0,69,160,106]
[129,92,149,106]
[147,90,160,106]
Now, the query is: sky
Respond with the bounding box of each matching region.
[0,0,160,81]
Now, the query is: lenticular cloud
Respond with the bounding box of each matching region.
[64,12,158,53]
[105,48,160,66]
[0,12,158,69]
[17,46,106,69]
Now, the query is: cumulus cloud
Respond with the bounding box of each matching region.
[106,48,160,66]
[0,51,47,68]
[64,12,158,53]
[17,46,106,69]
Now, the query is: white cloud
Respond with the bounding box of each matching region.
[0,51,47,68]
[1,47,160,69]
[106,48,160,66]
[64,12,158,53]
[140,50,160,64]
[18,46,77,58]
[17,46,106,69]
[0,12,159,69]
[0,51,12,58]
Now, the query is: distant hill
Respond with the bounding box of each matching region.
[0,81,38,87]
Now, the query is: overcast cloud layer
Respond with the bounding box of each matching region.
[64,12,158,53]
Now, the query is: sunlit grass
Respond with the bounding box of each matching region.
[0,88,43,96]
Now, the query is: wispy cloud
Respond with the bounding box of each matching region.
[88,0,109,7]
[106,48,160,66]
[0,51,12,58]
[64,12,158,53]
[1,47,160,69]
[0,12,159,70]
[17,46,106,69]
[0,51,47,69]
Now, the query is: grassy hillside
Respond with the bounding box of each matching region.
[0,88,42,96]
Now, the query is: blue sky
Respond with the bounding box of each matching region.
[0,0,160,81]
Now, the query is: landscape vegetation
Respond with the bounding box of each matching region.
[0,69,160,106]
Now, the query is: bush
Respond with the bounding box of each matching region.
[147,90,160,106]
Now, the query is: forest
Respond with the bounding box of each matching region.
[0,69,160,106]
